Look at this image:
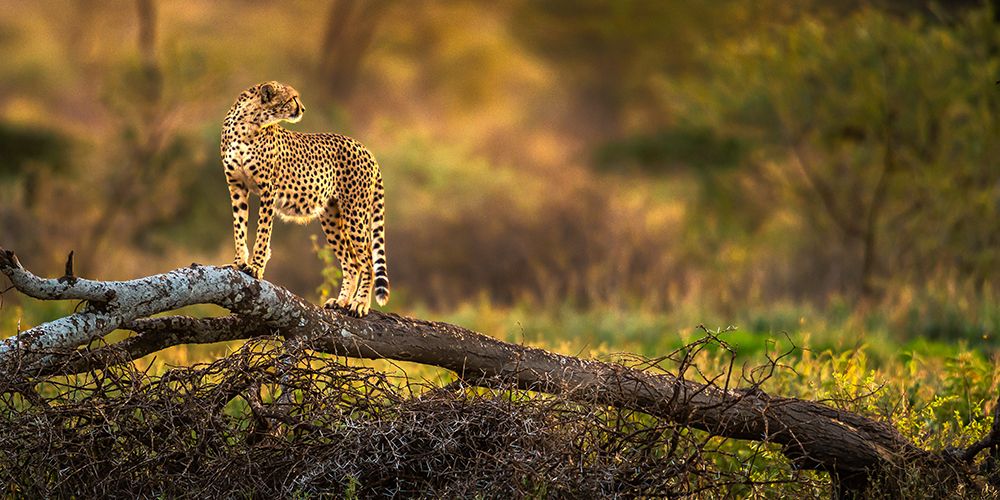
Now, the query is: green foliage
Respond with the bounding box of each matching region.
[594,125,745,173]
[312,234,342,305]
[511,0,807,136]
[423,305,1000,495]
[677,6,1000,295]
[0,122,69,180]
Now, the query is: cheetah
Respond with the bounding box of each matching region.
[221,81,389,316]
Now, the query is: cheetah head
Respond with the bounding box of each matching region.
[240,81,306,127]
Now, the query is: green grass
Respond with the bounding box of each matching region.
[409,298,989,367]
[4,293,998,450]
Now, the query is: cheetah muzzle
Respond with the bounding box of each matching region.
[221,81,389,317]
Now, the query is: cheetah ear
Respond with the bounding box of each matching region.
[260,83,275,104]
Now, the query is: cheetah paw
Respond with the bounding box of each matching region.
[324,298,368,317]
[234,262,262,279]
[323,298,355,316]
[347,301,370,317]
[336,297,351,308]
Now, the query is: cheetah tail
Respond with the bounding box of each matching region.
[372,170,390,306]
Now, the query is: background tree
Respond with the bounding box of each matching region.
[678,6,1000,302]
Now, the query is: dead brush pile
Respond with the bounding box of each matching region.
[0,339,818,498]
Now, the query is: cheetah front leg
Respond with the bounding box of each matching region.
[228,180,251,271]
[247,182,276,279]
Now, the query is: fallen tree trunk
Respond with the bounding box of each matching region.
[0,246,990,497]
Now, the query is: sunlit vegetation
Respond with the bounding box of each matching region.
[1,0,998,496]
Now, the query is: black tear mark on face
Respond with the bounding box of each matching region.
[261,83,275,103]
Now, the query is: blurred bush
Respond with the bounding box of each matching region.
[670,5,1000,303]
[358,136,687,308]
[593,125,745,173]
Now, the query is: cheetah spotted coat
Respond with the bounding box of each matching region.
[221,81,388,316]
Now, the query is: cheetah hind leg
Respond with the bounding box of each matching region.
[320,202,359,312]
[334,262,359,311]
[346,226,375,317]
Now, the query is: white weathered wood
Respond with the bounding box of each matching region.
[0,255,262,364]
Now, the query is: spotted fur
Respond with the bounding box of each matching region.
[221,81,389,316]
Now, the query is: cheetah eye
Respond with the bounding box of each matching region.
[260,83,275,104]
